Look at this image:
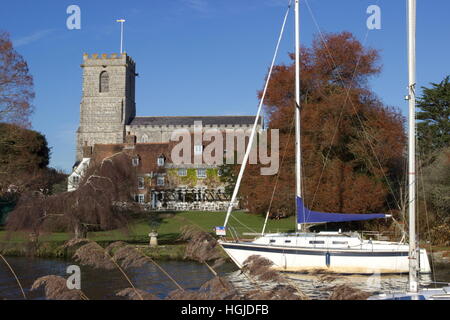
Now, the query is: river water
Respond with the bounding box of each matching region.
[1,256,449,300]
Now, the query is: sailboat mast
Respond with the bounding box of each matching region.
[222,2,292,229]
[407,0,418,293]
[294,0,303,231]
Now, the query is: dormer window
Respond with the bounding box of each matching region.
[132,157,140,166]
[99,71,109,93]
[157,155,165,167]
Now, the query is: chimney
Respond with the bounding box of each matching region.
[125,132,136,149]
[82,141,93,158]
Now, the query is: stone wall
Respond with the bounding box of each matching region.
[127,124,261,143]
[75,53,263,163]
[76,53,136,160]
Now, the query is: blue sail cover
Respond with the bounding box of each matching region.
[297,197,387,224]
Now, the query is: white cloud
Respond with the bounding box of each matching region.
[182,0,210,13]
[13,29,54,48]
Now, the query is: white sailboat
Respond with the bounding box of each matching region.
[368,0,450,299]
[217,0,433,275]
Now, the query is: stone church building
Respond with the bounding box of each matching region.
[69,53,262,210]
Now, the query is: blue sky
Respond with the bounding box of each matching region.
[2,0,449,172]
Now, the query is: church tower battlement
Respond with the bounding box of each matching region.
[76,52,137,160]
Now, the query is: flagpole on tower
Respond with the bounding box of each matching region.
[116,19,126,54]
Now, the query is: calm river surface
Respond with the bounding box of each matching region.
[1,257,449,300]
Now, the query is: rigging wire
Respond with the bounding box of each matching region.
[224,0,293,230]
[230,214,259,234]
[303,0,402,216]
[262,113,296,235]
[417,143,437,285]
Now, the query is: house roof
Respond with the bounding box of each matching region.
[91,143,171,174]
[129,116,263,127]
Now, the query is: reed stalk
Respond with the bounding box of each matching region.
[0,253,27,299]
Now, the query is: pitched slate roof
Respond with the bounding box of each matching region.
[91,143,171,174]
[129,116,263,127]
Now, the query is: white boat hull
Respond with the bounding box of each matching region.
[368,286,450,300]
[219,240,431,274]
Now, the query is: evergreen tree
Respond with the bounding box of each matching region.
[417,75,450,158]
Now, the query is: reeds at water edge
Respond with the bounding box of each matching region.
[11,229,371,300]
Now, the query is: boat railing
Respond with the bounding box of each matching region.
[228,226,240,242]
[360,230,401,242]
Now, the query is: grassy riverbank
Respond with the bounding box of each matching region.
[1,211,448,261]
[0,211,296,244]
[0,240,190,260]
[0,210,296,258]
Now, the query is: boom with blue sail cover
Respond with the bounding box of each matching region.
[296,197,388,224]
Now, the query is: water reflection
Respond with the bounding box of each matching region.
[227,269,450,300]
[1,256,448,300]
[0,257,233,300]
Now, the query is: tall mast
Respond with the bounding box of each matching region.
[407,0,418,293]
[294,0,302,231]
[116,19,126,54]
[223,1,291,229]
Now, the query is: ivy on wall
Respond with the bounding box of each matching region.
[166,168,223,188]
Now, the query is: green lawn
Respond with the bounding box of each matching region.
[0,211,297,244]
[155,211,296,242]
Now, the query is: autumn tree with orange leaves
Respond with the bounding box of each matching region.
[240,32,406,223]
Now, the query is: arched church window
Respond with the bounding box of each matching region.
[99,71,109,93]
[140,134,149,143]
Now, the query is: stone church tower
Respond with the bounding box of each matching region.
[76,53,136,160]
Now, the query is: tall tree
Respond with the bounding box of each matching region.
[240,32,405,219]
[0,123,51,196]
[417,75,450,158]
[0,31,34,126]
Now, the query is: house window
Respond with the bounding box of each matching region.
[132,157,140,166]
[157,176,165,186]
[197,169,206,178]
[72,175,80,185]
[194,144,203,155]
[137,194,145,204]
[178,168,187,176]
[157,156,165,167]
[137,177,145,189]
[99,71,109,93]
